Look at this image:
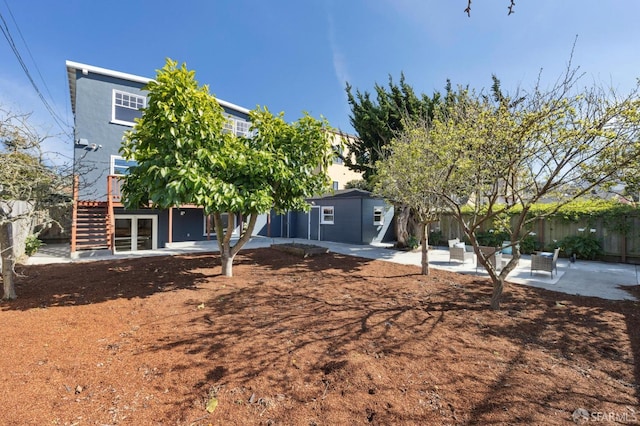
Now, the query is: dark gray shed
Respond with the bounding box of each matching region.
[294,189,394,245]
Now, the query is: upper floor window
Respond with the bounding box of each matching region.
[222,115,251,137]
[223,117,235,134]
[110,155,138,176]
[112,90,146,126]
[332,181,339,191]
[235,120,250,137]
[333,145,344,164]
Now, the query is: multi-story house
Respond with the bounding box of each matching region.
[67,60,379,256]
[327,131,364,191]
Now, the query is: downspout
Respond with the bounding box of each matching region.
[168,208,173,243]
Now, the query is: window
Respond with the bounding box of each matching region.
[110,155,137,176]
[112,90,146,125]
[235,120,250,137]
[222,115,251,136]
[321,206,334,224]
[332,181,339,191]
[203,213,236,236]
[223,117,235,134]
[373,206,384,226]
[333,145,344,164]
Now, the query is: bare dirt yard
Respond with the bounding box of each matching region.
[1,248,639,425]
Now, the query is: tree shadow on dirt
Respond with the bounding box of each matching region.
[143,252,639,423]
[243,247,377,273]
[3,247,637,423]
[2,253,222,311]
[463,283,640,424]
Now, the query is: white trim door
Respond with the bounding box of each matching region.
[114,214,158,253]
[308,206,320,240]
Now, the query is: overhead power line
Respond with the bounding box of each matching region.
[0,1,71,137]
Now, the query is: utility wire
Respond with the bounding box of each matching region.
[0,3,72,138]
[3,0,58,109]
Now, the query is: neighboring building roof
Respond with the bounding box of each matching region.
[65,60,250,116]
[309,188,381,200]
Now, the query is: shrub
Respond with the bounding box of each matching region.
[519,235,538,254]
[559,234,603,260]
[475,230,509,248]
[25,235,43,256]
[428,230,445,247]
[407,235,419,250]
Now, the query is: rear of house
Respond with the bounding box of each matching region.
[67,61,367,257]
[67,61,269,256]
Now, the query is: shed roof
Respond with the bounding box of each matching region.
[308,188,381,200]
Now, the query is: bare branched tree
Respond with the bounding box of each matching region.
[386,63,640,309]
[0,107,69,300]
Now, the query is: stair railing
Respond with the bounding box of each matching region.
[70,174,79,253]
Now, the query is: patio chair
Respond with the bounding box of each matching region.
[449,244,475,264]
[530,247,560,278]
[476,246,502,272]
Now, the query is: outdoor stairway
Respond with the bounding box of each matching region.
[74,202,109,251]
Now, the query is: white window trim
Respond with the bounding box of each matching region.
[333,145,344,164]
[111,89,146,126]
[223,116,235,134]
[373,206,384,226]
[320,206,335,225]
[222,115,251,137]
[110,155,137,176]
[203,213,237,236]
[235,119,250,137]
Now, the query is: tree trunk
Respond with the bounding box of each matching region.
[490,276,504,310]
[395,204,411,248]
[0,222,17,300]
[220,249,235,277]
[409,213,424,243]
[420,222,429,275]
[214,212,259,278]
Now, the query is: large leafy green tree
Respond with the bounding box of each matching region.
[389,68,640,310]
[344,74,442,247]
[120,60,332,277]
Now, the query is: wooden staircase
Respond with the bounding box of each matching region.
[74,201,109,251]
[71,175,116,253]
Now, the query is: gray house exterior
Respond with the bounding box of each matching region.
[67,61,263,255]
[294,189,394,245]
[67,61,392,255]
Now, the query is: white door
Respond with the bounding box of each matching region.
[114,214,158,252]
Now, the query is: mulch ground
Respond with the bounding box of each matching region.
[1,248,638,425]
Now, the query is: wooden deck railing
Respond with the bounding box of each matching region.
[106,175,123,251]
[107,175,122,204]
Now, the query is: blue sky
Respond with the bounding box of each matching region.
[1,1,639,163]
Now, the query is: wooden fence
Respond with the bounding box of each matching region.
[433,213,640,264]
